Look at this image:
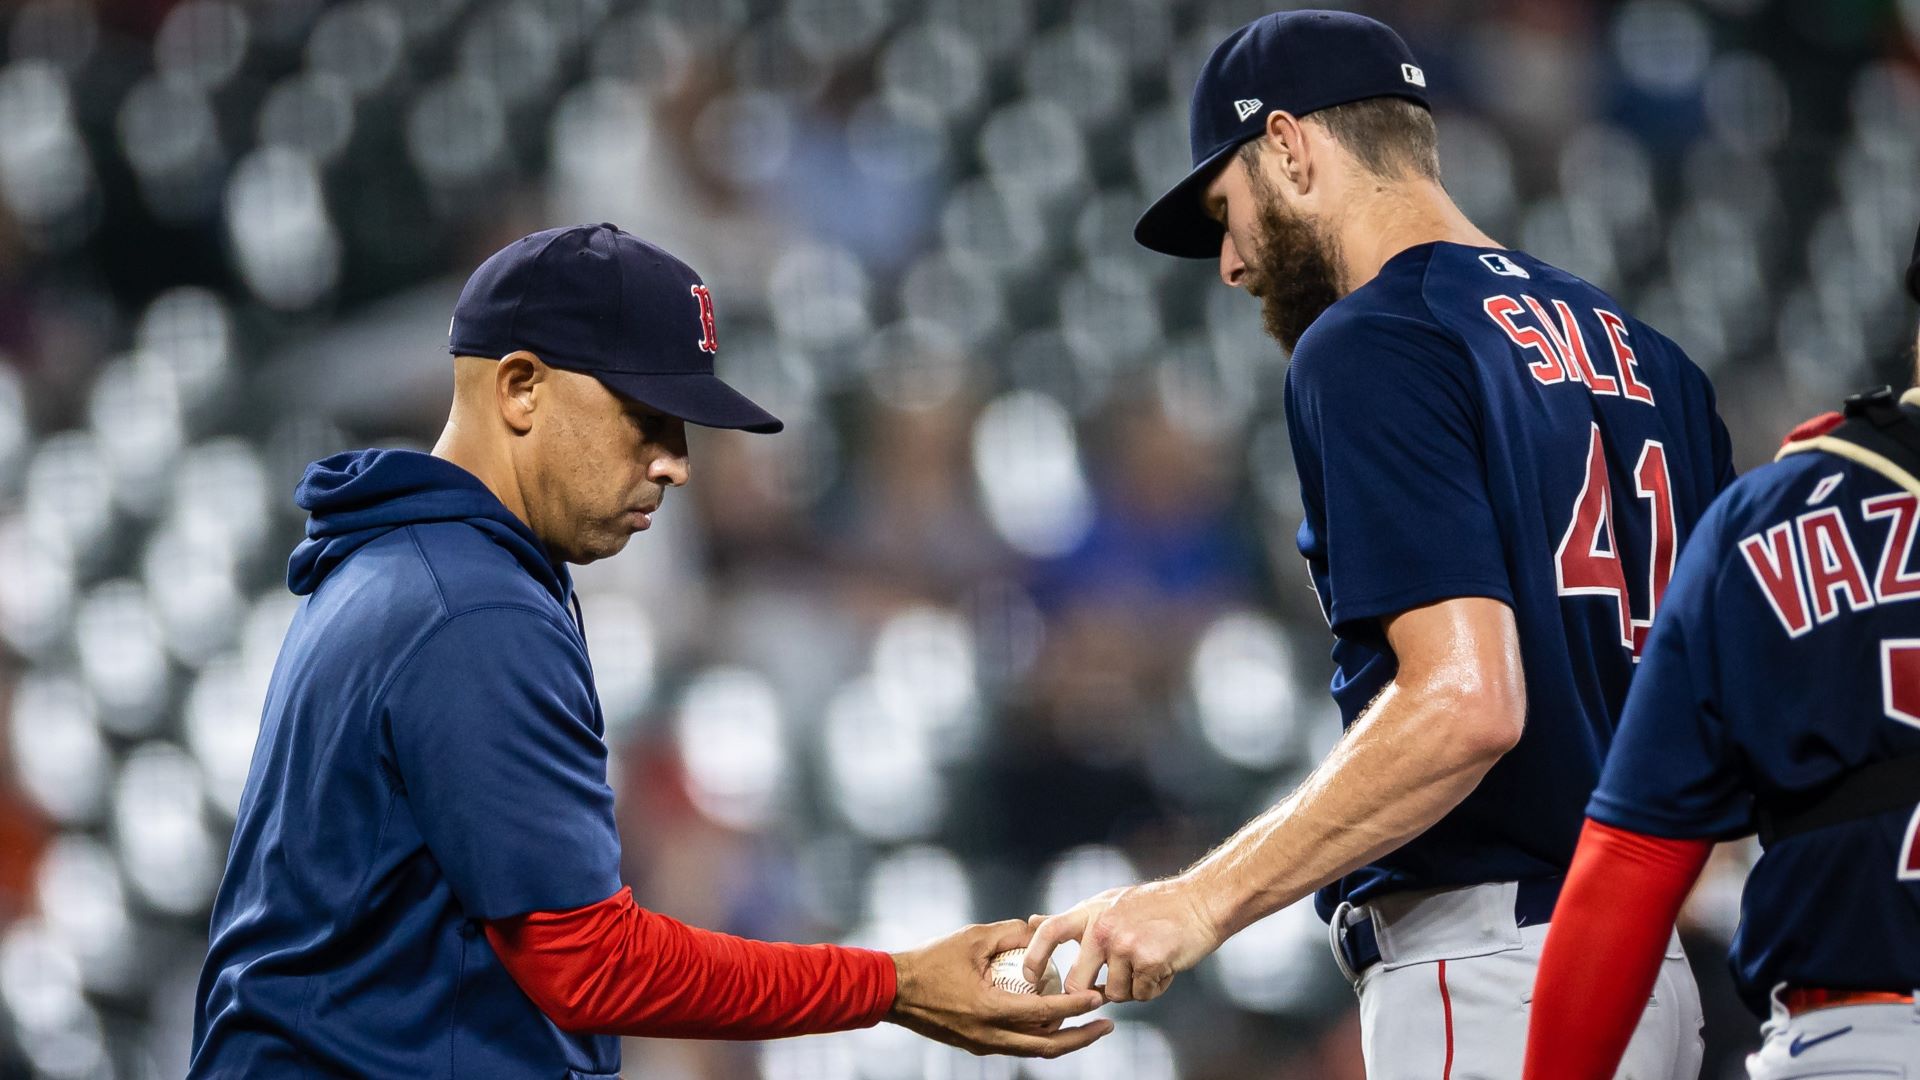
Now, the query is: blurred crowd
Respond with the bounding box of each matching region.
[0,0,1916,1077]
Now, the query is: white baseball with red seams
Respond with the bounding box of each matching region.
[988,949,1062,995]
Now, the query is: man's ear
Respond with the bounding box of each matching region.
[496,351,547,435]
[1261,110,1312,195]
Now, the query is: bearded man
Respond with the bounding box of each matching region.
[1025,12,1735,1078]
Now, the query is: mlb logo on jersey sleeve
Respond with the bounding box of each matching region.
[1479,253,1529,278]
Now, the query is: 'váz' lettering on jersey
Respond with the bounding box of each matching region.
[1740,489,1920,636]
[1482,295,1657,405]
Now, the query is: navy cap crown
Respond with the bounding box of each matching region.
[1187,11,1427,172]
[449,224,780,433]
[1136,10,1430,259]
[450,224,713,376]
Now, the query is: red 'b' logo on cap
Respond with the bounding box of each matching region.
[691,284,718,354]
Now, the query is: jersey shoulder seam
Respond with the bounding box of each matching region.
[403,525,452,619]
[400,520,569,621]
[1410,249,1481,366]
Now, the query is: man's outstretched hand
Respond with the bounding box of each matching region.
[886,920,1113,1058]
[1023,877,1224,1003]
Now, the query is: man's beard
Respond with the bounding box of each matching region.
[1239,188,1342,353]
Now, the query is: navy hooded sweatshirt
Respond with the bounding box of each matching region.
[190,449,625,1079]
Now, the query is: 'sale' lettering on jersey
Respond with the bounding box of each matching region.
[1483,295,1656,405]
[1482,295,1565,384]
[1595,309,1657,405]
[1544,298,1617,395]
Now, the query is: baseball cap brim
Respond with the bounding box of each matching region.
[1134,140,1246,259]
[594,369,784,434]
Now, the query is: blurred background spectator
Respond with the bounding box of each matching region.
[0,0,1914,1077]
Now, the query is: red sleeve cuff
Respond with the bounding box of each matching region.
[1522,819,1712,1080]
[485,887,897,1040]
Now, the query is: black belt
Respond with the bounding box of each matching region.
[1338,877,1563,974]
[1755,756,1920,847]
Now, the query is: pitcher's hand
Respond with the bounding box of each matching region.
[1024,877,1223,1003]
[886,920,1113,1057]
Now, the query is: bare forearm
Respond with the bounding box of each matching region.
[1020,599,1526,1005]
[1186,679,1512,937]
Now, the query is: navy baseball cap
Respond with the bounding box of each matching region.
[1135,10,1431,259]
[450,223,782,433]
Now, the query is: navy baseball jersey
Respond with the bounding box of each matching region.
[1285,242,1735,919]
[1590,448,1920,1012]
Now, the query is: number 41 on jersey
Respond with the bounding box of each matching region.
[1555,423,1676,660]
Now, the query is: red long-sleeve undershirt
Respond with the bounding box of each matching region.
[1522,818,1713,1080]
[483,887,897,1040]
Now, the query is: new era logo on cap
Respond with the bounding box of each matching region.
[1401,63,1425,87]
[1234,98,1263,121]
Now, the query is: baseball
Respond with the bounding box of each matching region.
[988,948,1063,995]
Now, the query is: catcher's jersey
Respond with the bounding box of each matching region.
[1590,448,1920,1013]
[1284,242,1735,920]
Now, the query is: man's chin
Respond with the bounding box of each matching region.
[1262,301,1306,352]
[563,530,634,566]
